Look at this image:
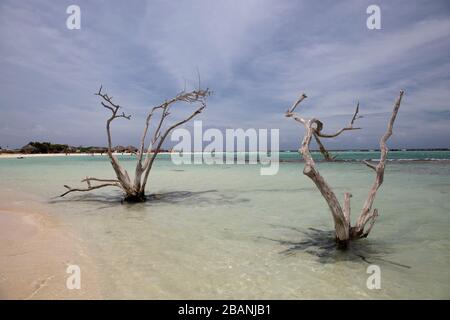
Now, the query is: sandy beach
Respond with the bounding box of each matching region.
[0,152,182,160]
[0,153,124,159]
[0,188,100,299]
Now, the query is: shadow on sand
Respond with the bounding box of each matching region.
[261,224,411,269]
[49,189,249,210]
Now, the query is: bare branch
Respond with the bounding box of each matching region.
[361,209,378,238]
[136,105,165,164]
[285,94,308,124]
[313,132,334,161]
[142,89,210,158]
[287,93,307,114]
[138,89,210,164]
[137,87,210,194]
[350,101,362,125]
[363,160,377,171]
[95,86,120,110]
[286,112,307,125]
[343,193,352,227]
[90,86,134,193]
[354,90,404,236]
[140,97,207,191]
[101,101,115,113]
[81,177,120,183]
[151,106,170,145]
[316,102,362,138]
[60,182,121,197]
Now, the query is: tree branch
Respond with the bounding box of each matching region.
[140,93,208,192]
[343,192,352,227]
[313,133,334,161]
[60,179,121,197]
[354,90,404,237]
[92,86,133,192]
[81,177,120,184]
[315,102,362,138]
[363,160,377,171]
[361,209,378,238]
[287,93,307,114]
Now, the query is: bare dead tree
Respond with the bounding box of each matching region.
[61,85,211,202]
[285,91,404,248]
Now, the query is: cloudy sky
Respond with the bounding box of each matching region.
[1,0,449,150]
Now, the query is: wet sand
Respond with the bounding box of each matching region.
[0,189,100,299]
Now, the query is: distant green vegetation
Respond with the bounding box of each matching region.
[15,141,128,154]
[21,142,69,153]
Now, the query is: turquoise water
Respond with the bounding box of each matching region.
[0,152,449,299]
[283,150,450,161]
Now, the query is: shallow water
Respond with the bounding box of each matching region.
[0,153,449,299]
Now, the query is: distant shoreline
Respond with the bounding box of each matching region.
[0,152,165,159]
[1,152,450,163]
[1,149,449,159]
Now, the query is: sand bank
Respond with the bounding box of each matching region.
[0,188,101,299]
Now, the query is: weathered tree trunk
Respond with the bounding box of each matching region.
[61,86,210,202]
[285,91,404,248]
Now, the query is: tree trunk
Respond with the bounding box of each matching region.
[123,191,146,203]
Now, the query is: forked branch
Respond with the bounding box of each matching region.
[315,102,362,138]
[137,88,210,192]
[352,90,404,238]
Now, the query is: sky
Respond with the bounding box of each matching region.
[0,0,449,150]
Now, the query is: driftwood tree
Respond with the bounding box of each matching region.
[285,91,404,248]
[61,86,211,202]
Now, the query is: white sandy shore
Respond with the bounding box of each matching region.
[0,152,135,159]
[0,188,101,299]
[0,151,222,159]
